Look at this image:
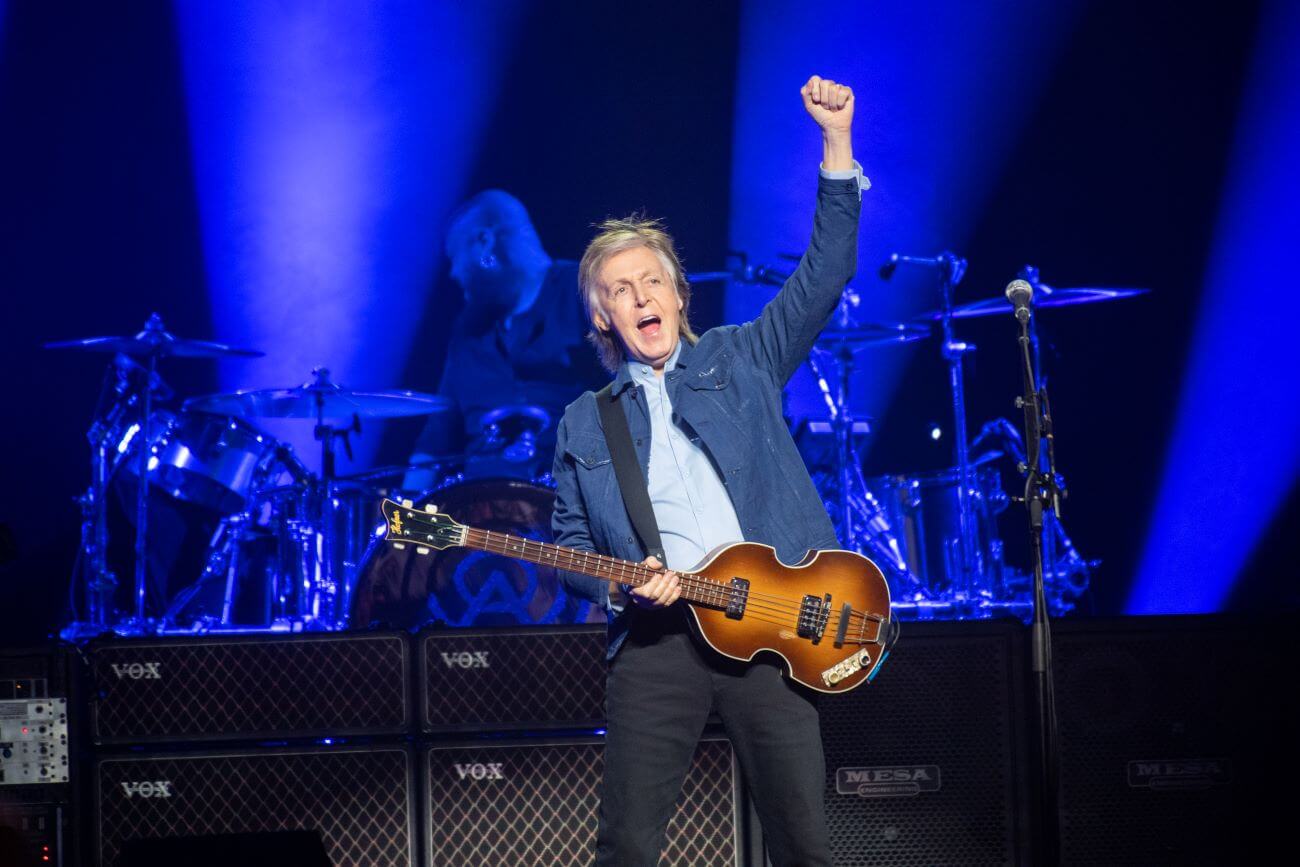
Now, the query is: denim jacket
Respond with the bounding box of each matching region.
[551,173,861,659]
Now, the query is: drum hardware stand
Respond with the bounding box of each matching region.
[304,368,362,629]
[804,299,915,590]
[1005,279,1063,865]
[71,361,139,637]
[117,316,178,634]
[883,252,982,604]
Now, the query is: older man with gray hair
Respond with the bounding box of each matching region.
[551,75,868,866]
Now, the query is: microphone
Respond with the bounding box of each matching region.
[1005,279,1033,322]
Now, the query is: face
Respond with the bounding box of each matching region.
[447,228,522,315]
[592,245,683,370]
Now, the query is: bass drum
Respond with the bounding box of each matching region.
[348,478,606,629]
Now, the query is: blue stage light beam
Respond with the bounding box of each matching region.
[727,0,1080,425]
[1130,0,1300,614]
[175,1,526,473]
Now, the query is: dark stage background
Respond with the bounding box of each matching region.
[1,0,1296,644]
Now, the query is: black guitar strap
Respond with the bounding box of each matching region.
[595,382,665,564]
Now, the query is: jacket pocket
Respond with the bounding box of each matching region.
[564,433,612,470]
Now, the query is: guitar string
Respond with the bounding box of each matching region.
[466,528,886,633]
[473,534,879,641]
[392,509,883,636]
[464,529,885,639]
[395,527,883,645]
[416,525,885,636]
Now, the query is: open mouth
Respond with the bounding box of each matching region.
[636,314,662,336]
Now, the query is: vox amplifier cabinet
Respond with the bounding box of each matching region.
[93,745,415,867]
[819,619,1031,865]
[423,735,741,866]
[87,631,410,744]
[419,625,606,732]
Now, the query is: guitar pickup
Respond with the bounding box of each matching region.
[725,578,749,619]
[798,593,833,642]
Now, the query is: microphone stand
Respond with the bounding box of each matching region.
[1012,301,1062,865]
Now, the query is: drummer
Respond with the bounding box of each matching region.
[404,191,607,488]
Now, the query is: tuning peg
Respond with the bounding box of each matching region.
[424,503,438,513]
[391,542,407,550]
[416,547,430,555]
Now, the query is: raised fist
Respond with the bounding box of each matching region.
[802,75,854,135]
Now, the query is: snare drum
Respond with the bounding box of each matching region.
[348,478,605,629]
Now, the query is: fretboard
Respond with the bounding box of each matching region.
[462,527,731,608]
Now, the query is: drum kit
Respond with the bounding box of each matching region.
[52,261,1139,637]
[800,254,1142,619]
[51,315,450,637]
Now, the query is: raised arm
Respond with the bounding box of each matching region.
[735,75,864,387]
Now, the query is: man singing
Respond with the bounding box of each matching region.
[551,75,866,866]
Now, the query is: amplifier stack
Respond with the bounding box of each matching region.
[18,613,1295,865]
[81,624,744,866]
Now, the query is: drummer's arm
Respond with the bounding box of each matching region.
[550,416,614,609]
[402,400,463,492]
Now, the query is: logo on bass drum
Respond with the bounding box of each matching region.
[836,765,942,798]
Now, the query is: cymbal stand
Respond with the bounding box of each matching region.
[119,314,173,634]
[805,301,914,585]
[69,363,136,637]
[932,254,981,604]
[307,368,360,629]
[882,252,982,602]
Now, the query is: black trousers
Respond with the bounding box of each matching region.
[596,607,832,867]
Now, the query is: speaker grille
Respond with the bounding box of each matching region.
[1054,617,1300,866]
[90,632,409,743]
[820,620,1028,865]
[421,626,606,731]
[424,737,737,866]
[94,746,414,867]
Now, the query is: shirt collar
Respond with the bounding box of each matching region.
[613,338,688,395]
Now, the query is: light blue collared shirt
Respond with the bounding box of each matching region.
[626,341,746,574]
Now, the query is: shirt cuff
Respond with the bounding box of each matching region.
[608,583,632,614]
[819,159,871,197]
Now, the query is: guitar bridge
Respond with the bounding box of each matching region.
[797,593,833,642]
[725,578,749,619]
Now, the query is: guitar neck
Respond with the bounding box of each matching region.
[461,527,726,607]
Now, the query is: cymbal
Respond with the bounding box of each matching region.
[45,313,264,359]
[184,369,452,420]
[815,322,931,351]
[918,287,1148,321]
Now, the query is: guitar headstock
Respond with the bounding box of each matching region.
[379,498,466,553]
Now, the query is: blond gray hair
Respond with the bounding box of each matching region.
[578,215,698,373]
